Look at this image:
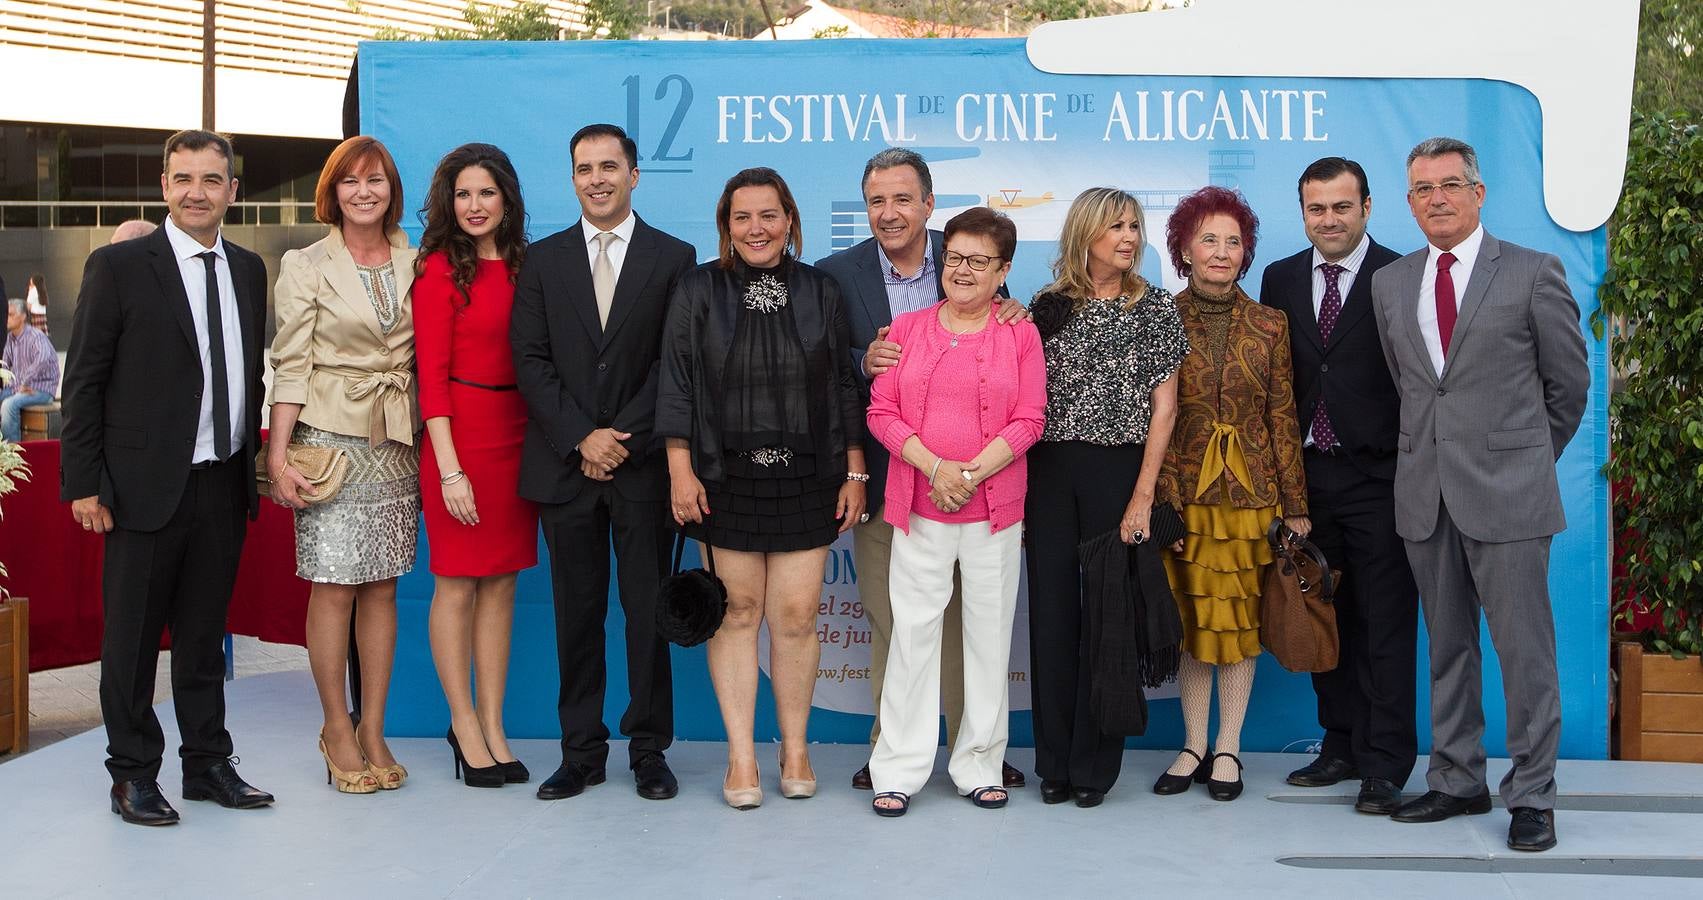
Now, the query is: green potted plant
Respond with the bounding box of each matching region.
[1596,110,1703,762]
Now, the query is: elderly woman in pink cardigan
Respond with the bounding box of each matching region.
[863,207,1046,817]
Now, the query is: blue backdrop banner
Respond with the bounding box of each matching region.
[362,38,1610,759]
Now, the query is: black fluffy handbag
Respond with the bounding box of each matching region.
[656,532,727,648]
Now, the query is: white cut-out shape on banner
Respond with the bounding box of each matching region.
[1025,0,1639,232]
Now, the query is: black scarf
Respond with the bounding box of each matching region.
[1076,529,1185,737]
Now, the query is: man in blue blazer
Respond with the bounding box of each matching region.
[1259,157,1416,816]
[816,149,1023,792]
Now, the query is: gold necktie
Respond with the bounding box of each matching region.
[593,231,616,328]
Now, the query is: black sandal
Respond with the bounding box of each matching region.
[872,791,909,817]
[967,786,1008,809]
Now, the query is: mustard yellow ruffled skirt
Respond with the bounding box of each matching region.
[1162,426,1274,665]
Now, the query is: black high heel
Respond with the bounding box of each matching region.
[498,759,530,784]
[1206,752,1244,801]
[446,727,505,788]
[1153,748,1208,795]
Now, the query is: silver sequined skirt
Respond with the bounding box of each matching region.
[291,423,420,584]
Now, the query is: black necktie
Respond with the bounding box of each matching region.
[197,251,232,462]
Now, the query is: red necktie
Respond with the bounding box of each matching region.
[1435,251,1458,358]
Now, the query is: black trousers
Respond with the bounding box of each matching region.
[1024,440,1145,792]
[99,458,246,783]
[540,477,674,769]
[1302,449,1420,785]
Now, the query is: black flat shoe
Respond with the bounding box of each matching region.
[1002,762,1027,788]
[1153,748,1207,795]
[1072,787,1105,808]
[632,753,679,800]
[967,786,1008,809]
[872,791,909,817]
[111,779,179,826]
[1206,753,1244,801]
[851,764,873,791]
[1354,778,1403,815]
[536,761,606,800]
[181,759,274,809]
[1390,789,1493,822]
[1039,779,1072,804]
[1507,807,1557,851]
[446,727,504,788]
[1286,755,1357,787]
[498,759,530,784]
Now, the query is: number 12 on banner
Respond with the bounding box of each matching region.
[623,74,695,171]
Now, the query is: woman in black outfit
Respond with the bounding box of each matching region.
[1025,187,1188,807]
[657,167,867,810]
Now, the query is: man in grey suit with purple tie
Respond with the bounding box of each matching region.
[1371,137,1589,852]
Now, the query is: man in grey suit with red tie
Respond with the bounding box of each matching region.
[1371,137,1589,852]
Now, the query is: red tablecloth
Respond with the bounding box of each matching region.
[0,439,309,671]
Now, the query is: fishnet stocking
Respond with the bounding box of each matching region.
[1165,655,1215,776]
[1211,657,1257,780]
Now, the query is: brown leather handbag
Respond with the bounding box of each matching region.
[1259,518,1340,673]
[254,440,350,505]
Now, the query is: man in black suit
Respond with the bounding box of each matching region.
[1258,156,1419,815]
[61,130,273,825]
[816,148,1023,792]
[512,124,696,802]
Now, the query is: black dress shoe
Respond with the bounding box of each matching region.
[1390,789,1493,823]
[1072,787,1105,808]
[1039,779,1072,804]
[1507,807,1557,851]
[536,762,607,800]
[1206,753,1244,802]
[1153,748,1209,795]
[1002,762,1027,788]
[111,780,179,826]
[181,759,274,809]
[851,764,873,791]
[632,753,679,800]
[1286,755,1358,787]
[1354,778,1403,815]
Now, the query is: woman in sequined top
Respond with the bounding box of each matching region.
[1024,187,1187,807]
[657,167,866,809]
[1152,185,1309,802]
[267,136,419,794]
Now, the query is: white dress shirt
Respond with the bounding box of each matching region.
[1416,224,1485,378]
[163,216,245,463]
[581,211,636,283]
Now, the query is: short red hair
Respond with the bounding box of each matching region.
[314,136,404,229]
[1166,185,1259,281]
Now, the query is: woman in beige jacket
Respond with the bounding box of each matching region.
[268,136,420,794]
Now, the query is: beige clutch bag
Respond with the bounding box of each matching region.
[255,441,351,505]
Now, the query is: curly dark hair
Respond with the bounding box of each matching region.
[1165,185,1259,281]
[414,143,528,307]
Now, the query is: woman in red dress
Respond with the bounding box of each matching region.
[413,143,538,788]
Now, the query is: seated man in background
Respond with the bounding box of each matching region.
[1,297,59,442]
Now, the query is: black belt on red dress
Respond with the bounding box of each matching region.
[449,376,518,391]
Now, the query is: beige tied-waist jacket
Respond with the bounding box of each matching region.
[268,226,419,446]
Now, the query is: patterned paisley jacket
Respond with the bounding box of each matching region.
[1157,285,1308,516]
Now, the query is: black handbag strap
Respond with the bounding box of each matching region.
[671,530,716,577]
[1266,518,1335,601]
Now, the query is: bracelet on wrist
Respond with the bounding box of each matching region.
[846,472,870,483]
[929,458,943,482]
[440,470,466,486]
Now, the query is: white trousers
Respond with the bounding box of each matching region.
[869,515,1021,796]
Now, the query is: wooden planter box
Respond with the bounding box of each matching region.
[1616,641,1703,762]
[0,597,27,755]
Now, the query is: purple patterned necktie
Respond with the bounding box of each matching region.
[1312,262,1345,450]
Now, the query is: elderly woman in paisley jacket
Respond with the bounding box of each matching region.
[1025,187,1187,808]
[657,167,867,810]
[1152,185,1309,803]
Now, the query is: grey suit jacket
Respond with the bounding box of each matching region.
[1370,230,1589,544]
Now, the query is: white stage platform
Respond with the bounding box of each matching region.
[1,670,1698,898]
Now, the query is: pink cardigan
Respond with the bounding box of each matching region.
[866,303,1046,534]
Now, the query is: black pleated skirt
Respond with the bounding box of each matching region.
[685,453,842,552]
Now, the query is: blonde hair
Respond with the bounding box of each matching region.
[1042,187,1149,311]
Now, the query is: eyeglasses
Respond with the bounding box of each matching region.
[943,250,1003,271]
[1408,180,1478,200]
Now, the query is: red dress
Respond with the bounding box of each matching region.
[415,252,538,576]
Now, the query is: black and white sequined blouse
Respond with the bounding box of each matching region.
[1032,283,1189,445]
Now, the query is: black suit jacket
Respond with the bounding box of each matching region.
[59,226,266,531]
[512,215,696,504]
[1258,239,1402,480]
